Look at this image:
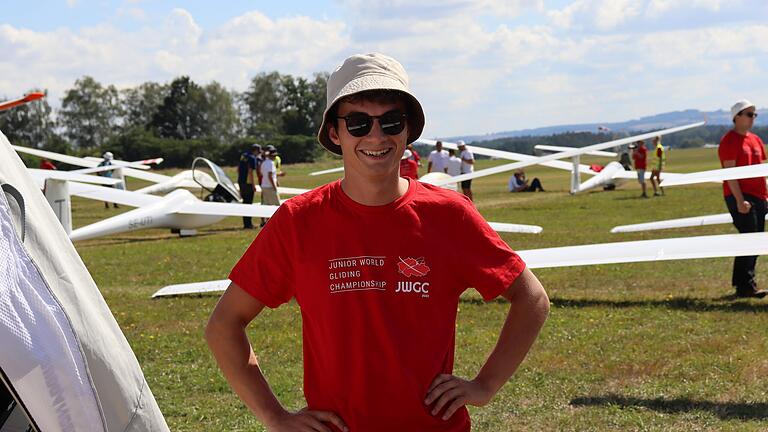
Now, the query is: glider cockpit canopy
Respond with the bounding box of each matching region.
[192,157,240,203]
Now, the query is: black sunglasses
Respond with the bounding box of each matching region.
[336,110,406,137]
[739,111,758,118]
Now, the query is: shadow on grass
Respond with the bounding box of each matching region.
[460,296,768,312]
[570,394,768,421]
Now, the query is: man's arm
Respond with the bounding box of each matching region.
[722,159,751,214]
[248,166,255,187]
[206,283,348,431]
[424,268,549,420]
[268,170,277,189]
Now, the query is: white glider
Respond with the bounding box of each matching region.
[611,213,739,233]
[612,163,768,233]
[417,135,696,194]
[534,144,617,158]
[429,122,706,188]
[55,159,281,241]
[309,166,345,176]
[152,232,768,297]
[661,163,768,187]
[14,145,309,196]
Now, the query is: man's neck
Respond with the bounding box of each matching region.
[733,126,750,136]
[341,174,409,206]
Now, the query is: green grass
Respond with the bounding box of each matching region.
[74,147,768,431]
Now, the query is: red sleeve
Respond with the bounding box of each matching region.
[719,132,739,163]
[412,150,420,161]
[454,199,526,300]
[757,135,766,161]
[228,205,296,308]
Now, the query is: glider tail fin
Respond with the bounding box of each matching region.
[44,178,72,235]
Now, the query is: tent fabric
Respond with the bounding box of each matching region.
[0,130,169,431]
[1,184,104,431]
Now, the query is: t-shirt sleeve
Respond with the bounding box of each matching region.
[454,200,526,300]
[719,133,738,163]
[229,204,296,308]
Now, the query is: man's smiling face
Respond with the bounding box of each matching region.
[329,97,408,182]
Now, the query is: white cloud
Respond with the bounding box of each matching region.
[547,0,643,31]
[0,9,348,103]
[646,0,731,16]
[2,3,767,136]
[116,7,147,21]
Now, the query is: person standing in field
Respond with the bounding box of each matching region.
[205,52,549,432]
[650,136,665,196]
[428,140,449,173]
[458,140,475,201]
[719,99,768,299]
[237,144,262,229]
[400,149,419,179]
[447,149,462,177]
[632,140,648,198]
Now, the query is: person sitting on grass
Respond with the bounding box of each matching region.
[508,169,544,192]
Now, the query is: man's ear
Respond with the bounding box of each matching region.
[328,123,342,148]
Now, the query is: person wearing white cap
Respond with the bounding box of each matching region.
[399,148,419,179]
[457,140,475,201]
[97,151,119,208]
[207,53,549,432]
[718,99,767,298]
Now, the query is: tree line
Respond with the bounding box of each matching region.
[1,72,331,167]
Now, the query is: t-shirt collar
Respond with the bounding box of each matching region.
[334,177,419,214]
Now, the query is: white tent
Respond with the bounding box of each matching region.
[1,130,169,431]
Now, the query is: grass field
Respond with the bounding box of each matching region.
[72,147,768,431]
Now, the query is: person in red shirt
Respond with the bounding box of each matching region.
[406,143,421,166]
[718,99,767,298]
[39,158,56,170]
[399,149,419,179]
[631,140,648,198]
[205,53,550,432]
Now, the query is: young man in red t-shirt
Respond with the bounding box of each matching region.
[631,140,648,198]
[718,99,768,298]
[205,53,550,431]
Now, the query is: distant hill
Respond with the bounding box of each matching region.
[449,108,767,143]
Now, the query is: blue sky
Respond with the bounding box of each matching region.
[2,0,767,136]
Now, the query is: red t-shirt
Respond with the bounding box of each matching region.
[632,146,647,170]
[229,178,525,432]
[718,130,767,199]
[410,148,421,162]
[39,160,56,170]
[400,158,419,179]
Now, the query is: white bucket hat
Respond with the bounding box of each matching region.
[731,99,755,120]
[317,53,425,155]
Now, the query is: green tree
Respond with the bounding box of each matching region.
[59,76,122,149]
[202,81,241,144]
[242,72,284,138]
[150,76,207,140]
[0,89,57,148]
[121,82,169,130]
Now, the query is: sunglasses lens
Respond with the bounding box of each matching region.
[345,113,373,137]
[380,111,406,135]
